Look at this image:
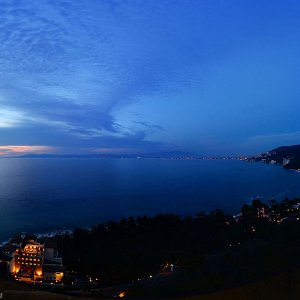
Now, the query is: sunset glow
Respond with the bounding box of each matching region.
[0,146,56,156]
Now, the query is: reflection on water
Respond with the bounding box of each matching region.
[0,158,299,240]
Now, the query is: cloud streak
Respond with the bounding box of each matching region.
[0,0,200,153]
[0,1,299,154]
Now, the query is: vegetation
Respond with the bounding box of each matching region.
[56,197,300,297]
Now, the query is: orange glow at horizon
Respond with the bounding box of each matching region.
[0,145,55,156]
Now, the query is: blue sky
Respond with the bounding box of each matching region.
[1,0,300,156]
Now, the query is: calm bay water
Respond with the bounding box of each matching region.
[0,158,299,241]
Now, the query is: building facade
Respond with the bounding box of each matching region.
[0,235,65,283]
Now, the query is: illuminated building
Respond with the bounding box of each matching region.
[14,241,44,281]
[0,235,65,283]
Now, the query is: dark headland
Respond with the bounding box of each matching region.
[247,144,300,170]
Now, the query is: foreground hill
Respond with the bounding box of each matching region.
[248,144,300,170]
[174,268,300,300]
[2,267,300,300]
[2,198,300,299]
[52,197,300,299]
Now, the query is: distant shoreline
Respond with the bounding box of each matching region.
[0,153,242,160]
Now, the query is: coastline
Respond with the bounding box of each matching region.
[0,228,74,247]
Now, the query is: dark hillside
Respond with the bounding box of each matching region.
[248,144,300,170]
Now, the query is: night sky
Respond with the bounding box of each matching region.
[1,0,300,156]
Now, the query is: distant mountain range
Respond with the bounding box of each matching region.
[6,151,195,159]
[248,144,300,170]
